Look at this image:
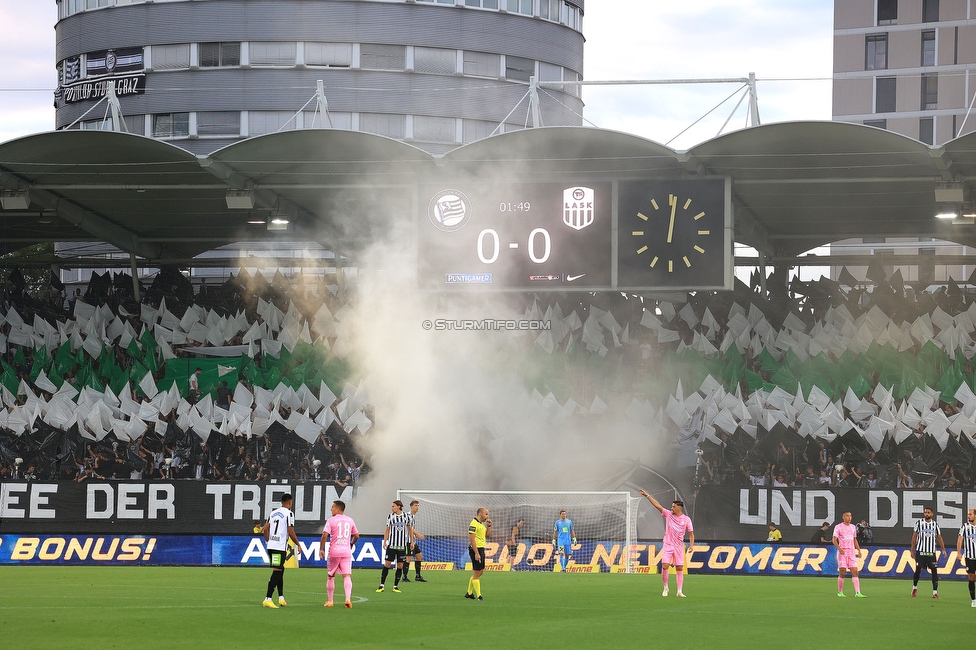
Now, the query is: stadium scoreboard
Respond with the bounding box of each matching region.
[417,177,731,292]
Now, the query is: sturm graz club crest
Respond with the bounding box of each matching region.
[428,189,471,232]
[563,187,594,230]
[106,50,118,74]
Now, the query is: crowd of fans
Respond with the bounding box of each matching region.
[0,266,371,486]
[4,262,976,494]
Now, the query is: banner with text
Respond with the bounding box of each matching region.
[0,481,356,535]
[696,485,976,544]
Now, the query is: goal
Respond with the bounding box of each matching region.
[396,490,641,573]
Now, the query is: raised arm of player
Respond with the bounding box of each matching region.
[639,489,665,514]
[485,517,492,539]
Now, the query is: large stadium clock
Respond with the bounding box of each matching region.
[616,178,731,290]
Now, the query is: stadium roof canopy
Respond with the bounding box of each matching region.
[2,121,976,267]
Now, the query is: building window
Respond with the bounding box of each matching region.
[125,114,145,136]
[151,44,190,71]
[305,43,353,67]
[921,73,938,110]
[505,55,535,82]
[463,119,498,143]
[360,113,406,139]
[200,43,240,68]
[863,236,885,244]
[877,0,897,24]
[414,47,457,75]
[876,77,896,113]
[865,34,887,70]
[152,113,190,138]
[464,1,500,8]
[923,0,939,22]
[540,0,560,21]
[249,111,297,136]
[504,0,533,15]
[197,111,241,137]
[921,31,935,66]
[413,116,457,143]
[249,42,297,67]
[463,51,501,78]
[863,119,887,130]
[360,44,406,71]
[919,117,934,144]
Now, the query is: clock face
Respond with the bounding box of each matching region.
[616,178,729,289]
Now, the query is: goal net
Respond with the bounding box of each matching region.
[396,490,641,573]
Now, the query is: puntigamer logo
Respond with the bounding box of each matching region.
[428,189,471,232]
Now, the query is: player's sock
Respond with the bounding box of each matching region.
[266,574,276,600]
[837,575,844,593]
[415,559,422,578]
[676,570,684,593]
[968,578,975,600]
[277,571,285,598]
[932,572,939,592]
[393,566,401,586]
[344,575,353,601]
[662,568,669,589]
[467,575,474,595]
[561,555,568,571]
[852,577,860,593]
[327,576,335,603]
[472,579,481,598]
[380,567,390,586]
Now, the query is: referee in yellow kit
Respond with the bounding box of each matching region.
[465,507,491,601]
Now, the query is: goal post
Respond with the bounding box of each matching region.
[396,490,641,573]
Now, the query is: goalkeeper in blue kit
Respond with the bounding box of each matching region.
[552,510,576,571]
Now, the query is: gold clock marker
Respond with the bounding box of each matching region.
[683,198,692,210]
[638,212,648,221]
[698,230,710,235]
[694,245,705,254]
[632,231,644,236]
[637,246,648,254]
[650,199,659,210]
[683,256,691,267]
[650,256,658,267]
[668,260,673,272]
[694,212,705,220]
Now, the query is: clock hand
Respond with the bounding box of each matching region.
[667,194,677,243]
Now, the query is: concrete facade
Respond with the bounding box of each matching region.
[54,0,586,154]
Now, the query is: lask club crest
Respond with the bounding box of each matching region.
[563,187,594,230]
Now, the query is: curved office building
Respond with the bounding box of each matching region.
[54,0,586,154]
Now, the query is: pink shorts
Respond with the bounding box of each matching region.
[328,555,352,577]
[660,545,685,566]
[836,549,857,569]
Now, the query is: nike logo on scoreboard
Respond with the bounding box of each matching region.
[566,274,585,282]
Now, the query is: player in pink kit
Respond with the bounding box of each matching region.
[640,489,694,597]
[318,500,360,608]
[832,511,866,598]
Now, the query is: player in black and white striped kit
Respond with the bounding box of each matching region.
[910,506,947,599]
[376,500,414,593]
[956,508,976,607]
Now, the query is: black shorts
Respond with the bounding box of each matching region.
[407,543,422,556]
[965,558,976,574]
[385,546,407,564]
[469,547,485,571]
[915,553,938,571]
[268,549,286,569]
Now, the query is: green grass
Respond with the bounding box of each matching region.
[0,567,972,649]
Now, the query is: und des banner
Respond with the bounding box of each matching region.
[696,485,976,545]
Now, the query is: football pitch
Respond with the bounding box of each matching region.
[1,567,972,649]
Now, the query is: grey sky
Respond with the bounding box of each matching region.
[0,0,834,148]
